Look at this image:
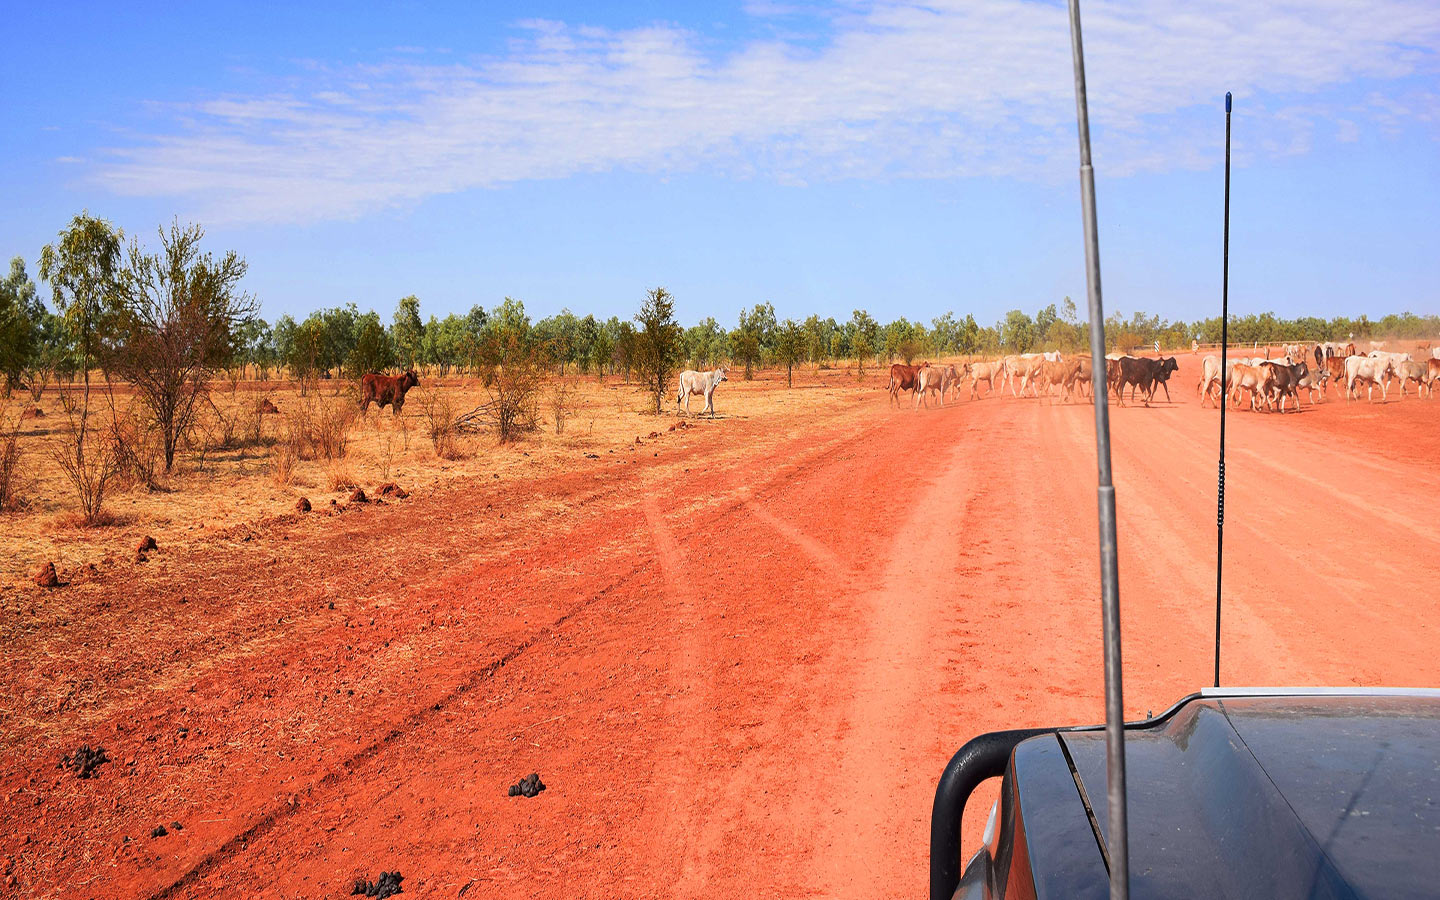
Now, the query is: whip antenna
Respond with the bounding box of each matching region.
[1215,92,1232,688]
[1066,2,1129,897]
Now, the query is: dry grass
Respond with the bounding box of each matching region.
[325,462,359,492]
[268,439,297,486]
[2,364,894,580]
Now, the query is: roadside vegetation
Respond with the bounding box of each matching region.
[2,208,1439,542]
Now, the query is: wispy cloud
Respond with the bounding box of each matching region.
[93,0,1440,224]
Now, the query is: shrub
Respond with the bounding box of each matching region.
[287,395,357,460]
[548,379,578,435]
[268,439,296,486]
[108,406,162,490]
[52,411,118,525]
[0,407,21,511]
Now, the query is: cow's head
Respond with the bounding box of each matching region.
[1162,357,1179,376]
[402,370,420,391]
[717,366,729,383]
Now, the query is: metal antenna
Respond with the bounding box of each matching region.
[1215,92,1232,688]
[1066,1,1129,897]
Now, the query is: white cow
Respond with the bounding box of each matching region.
[1395,359,1429,398]
[1345,355,1395,402]
[1198,355,1222,407]
[914,364,959,409]
[676,366,729,417]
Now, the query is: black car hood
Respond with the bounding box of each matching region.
[1055,692,1440,899]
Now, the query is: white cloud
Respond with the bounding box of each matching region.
[93,0,1440,224]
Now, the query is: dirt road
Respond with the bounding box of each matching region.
[5,385,1438,898]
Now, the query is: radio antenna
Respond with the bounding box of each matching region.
[1066,1,1129,898]
[1215,92,1232,688]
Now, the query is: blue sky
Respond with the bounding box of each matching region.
[3,0,1437,328]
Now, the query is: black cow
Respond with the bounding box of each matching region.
[1114,357,1171,407]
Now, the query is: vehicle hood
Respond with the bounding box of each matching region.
[1057,693,1440,899]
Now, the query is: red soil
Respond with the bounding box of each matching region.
[4,382,1438,899]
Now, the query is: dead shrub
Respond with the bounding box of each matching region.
[108,407,163,491]
[286,395,357,461]
[52,411,119,526]
[419,387,465,459]
[0,407,22,512]
[548,379,579,435]
[486,358,542,443]
[311,398,357,460]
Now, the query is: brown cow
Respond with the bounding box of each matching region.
[360,370,420,415]
[1034,359,1074,403]
[1065,358,1092,400]
[888,362,929,407]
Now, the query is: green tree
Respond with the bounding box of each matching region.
[110,222,255,471]
[347,312,395,378]
[0,258,44,393]
[633,287,683,414]
[1001,309,1036,354]
[774,319,805,386]
[39,213,124,408]
[392,295,424,368]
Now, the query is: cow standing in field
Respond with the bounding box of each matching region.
[677,366,728,417]
[944,363,972,403]
[1114,357,1169,407]
[360,370,420,415]
[1425,359,1440,396]
[1323,356,1347,396]
[914,364,958,409]
[1147,357,1180,403]
[1295,365,1329,405]
[1065,358,1092,400]
[1260,359,1310,412]
[888,362,929,407]
[968,360,1005,400]
[1004,355,1045,397]
[1198,355,1222,407]
[1228,363,1276,412]
[1345,355,1395,402]
[1395,359,1429,398]
[1034,359,1074,403]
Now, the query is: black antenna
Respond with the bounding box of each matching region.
[1066,2,1129,898]
[1215,92,1232,689]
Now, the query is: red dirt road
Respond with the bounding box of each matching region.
[5,385,1439,898]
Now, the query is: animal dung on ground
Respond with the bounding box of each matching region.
[33,561,60,588]
[348,488,369,504]
[295,497,312,513]
[150,824,167,838]
[508,772,546,798]
[137,535,158,553]
[59,745,109,779]
[376,482,408,499]
[260,398,281,414]
[352,870,404,897]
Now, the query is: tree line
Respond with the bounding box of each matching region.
[6,216,1440,403]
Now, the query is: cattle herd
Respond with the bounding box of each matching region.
[345,341,1437,426]
[886,342,1440,413]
